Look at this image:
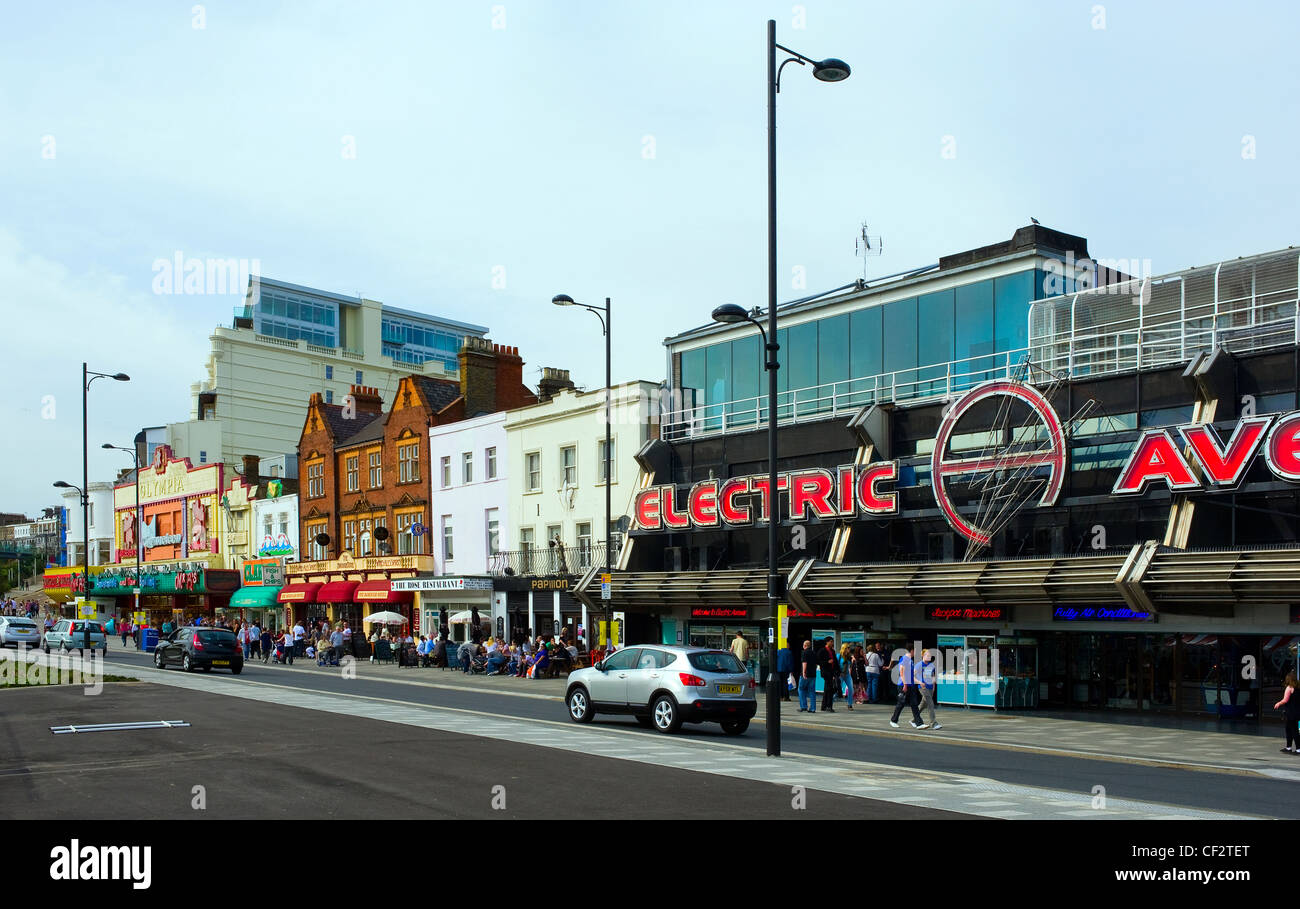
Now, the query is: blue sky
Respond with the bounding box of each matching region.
[2,0,1298,516]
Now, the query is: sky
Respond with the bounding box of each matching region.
[2,0,1298,517]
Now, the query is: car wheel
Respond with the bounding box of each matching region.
[635,715,653,729]
[182,654,194,673]
[231,665,242,675]
[651,694,682,734]
[154,650,166,670]
[566,687,595,723]
[721,719,750,736]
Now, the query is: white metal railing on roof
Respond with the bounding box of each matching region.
[660,247,1299,442]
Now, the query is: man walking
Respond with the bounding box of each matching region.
[865,642,883,703]
[819,637,839,713]
[919,649,941,729]
[798,640,818,713]
[729,630,749,666]
[889,644,926,729]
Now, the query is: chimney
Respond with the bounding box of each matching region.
[537,367,575,403]
[459,337,498,417]
[242,455,260,484]
[492,344,532,411]
[347,384,384,416]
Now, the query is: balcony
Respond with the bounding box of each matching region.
[488,542,615,577]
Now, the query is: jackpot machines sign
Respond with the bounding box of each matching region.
[632,380,1300,546]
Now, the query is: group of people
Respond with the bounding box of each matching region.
[778,638,941,730]
[446,630,583,678]
[1,598,39,618]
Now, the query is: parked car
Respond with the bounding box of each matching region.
[564,645,757,735]
[42,620,107,653]
[0,616,43,648]
[154,627,244,674]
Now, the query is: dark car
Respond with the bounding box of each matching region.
[154,627,244,674]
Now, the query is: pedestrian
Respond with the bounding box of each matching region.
[280,627,294,665]
[292,619,305,657]
[260,626,273,663]
[865,643,883,703]
[249,621,262,660]
[850,646,868,706]
[342,621,352,656]
[729,630,749,666]
[798,640,818,713]
[776,640,795,701]
[838,643,854,709]
[1274,671,1300,753]
[889,645,926,729]
[818,637,839,712]
[919,649,941,729]
[120,617,131,648]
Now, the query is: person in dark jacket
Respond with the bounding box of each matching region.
[776,642,796,701]
[798,640,818,712]
[818,638,840,712]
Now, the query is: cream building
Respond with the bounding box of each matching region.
[161,276,488,466]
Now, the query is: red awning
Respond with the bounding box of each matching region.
[277,583,321,604]
[317,580,360,603]
[355,580,414,603]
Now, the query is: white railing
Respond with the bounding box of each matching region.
[661,248,1300,442]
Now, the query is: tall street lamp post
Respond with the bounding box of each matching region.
[711,23,849,758]
[551,294,612,650]
[103,434,144,625]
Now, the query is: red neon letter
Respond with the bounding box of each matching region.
[634,489,661,530]
[660,486,690,528]
[1178,417,1272,487]
[836,465,856,517]
[1112,430,1199,494]
[1265,412,1300,481]
[789,471,835,520]
[856,462,898,515]
[687,480,719,527]
[719,478,751,524]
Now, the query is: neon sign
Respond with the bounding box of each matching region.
[1053,606,1153,622]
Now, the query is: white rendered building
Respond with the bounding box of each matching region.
[59,482,116,567]
[428,411,509,578]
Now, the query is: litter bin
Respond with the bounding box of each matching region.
[140,628,160,652]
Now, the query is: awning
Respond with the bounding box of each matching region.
[278,583,322,603]
[229,586,281,609]
[317,580,359,603]
[355,580,413,603]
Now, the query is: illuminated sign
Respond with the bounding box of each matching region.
[1114,412,1300,494]
[690,607,748,618]
[1053,606,1153,622]
[925,605,1008,622]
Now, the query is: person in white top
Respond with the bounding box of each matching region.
[292,622,306,657]
[864,645,883,704]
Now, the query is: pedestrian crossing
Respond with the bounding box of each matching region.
[92,659,1262,819]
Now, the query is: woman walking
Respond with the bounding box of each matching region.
[1274,671,1300,753]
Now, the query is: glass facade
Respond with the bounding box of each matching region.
[382,317,465,370]
[254,288,339,347]
[678,266,1047,411]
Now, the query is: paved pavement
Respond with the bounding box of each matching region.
[32,650,1263,819]
[196,654,1300,779]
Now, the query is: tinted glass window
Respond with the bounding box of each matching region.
[994,271,1035,353]
[688,651,746,674]
[883,297,917,374]
[705,343,730,407]
[819,314,850,386]
[730,333,761,403]
[788,320,818,391]
[602,648,640,671]
[850,306,882,379]
[636,649,675,669]
[197,630,237,643]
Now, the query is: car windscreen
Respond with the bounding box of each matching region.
[687,651,746,675]
[196,630,237,644]
[71,623,104,634]
[6,620,37,629]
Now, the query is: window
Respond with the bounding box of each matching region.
[441,516,454,562]
[343,520,357,554]
[561,446,576,486]
[325,365,333,380]
[462,451,473,484]
[372,515,387,553]
[263,514,273,542]
[850,306,883,380]
[486,508,500,557]
[440,456,451,488]
[307,462,323,498]
[199,451,207,464]
[346,456,359,492]
[397,511,424,555]
[597,438,616,483]
[355,370,363,384]
[526,452,541,492]
[358,517,372,555]
[486,447,497,480]
[520,527,534,571]
[325,389,333,404]
[368,451,382,488]
[577,522,592,568]
[399,443,419,482]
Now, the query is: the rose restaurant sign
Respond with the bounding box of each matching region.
[632,380,1300,546]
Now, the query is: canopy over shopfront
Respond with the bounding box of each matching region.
[317,580,359,603]
[229,586,282,609]
[277,583,321,604]
[355,580,414,603]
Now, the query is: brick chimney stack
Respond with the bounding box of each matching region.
[537,367,575,403]
[459,337,498,417]
[347,385,385,416]
[241,454,260,484]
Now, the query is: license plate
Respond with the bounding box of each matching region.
[212,660,230,666]
[717,684,742,694]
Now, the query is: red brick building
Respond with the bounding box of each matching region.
[289,339,536,629]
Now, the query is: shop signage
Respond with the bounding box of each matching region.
[925,605,1008,622]
[530,577,570,590]
[1053,606,1154,622]
[392,577,494,592]
[290,555,425,575]
[787,609,840,619]
[690,607,748,618]
[242,558,285,587]
[1113,412,1300,495]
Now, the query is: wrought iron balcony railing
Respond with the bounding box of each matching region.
[488,542,615,577]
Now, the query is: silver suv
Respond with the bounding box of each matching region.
[565,645,757,735]
[43,620,107,653]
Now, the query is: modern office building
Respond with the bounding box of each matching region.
[583,227,1300,730]
[158,276,489,468]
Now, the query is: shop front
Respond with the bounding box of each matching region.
[283,552,433,635]
[494,575,592,645]
[392,576,493,643]
[227,557,286,629]
[88,561,240,630]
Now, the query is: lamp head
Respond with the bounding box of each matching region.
[112,373,131,382]
[53,481,72,489]
[813,58,851,82]
[551,294,575,307]
[101,443,114,450]
[711,304,751,324]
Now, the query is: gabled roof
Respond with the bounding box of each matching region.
[414,376,462,413]
[337,412,388,449]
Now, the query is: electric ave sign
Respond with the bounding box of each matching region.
[632,380,1300,546]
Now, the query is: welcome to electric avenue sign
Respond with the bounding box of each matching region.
[633,379,1300,547]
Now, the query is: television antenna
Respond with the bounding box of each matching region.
[855,222,883,280]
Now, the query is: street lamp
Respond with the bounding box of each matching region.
[103,436,143,627]
[715,22,849,759]
[551,293,612,651]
